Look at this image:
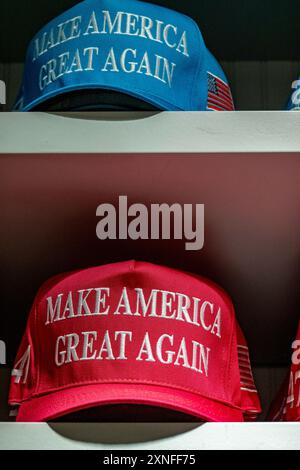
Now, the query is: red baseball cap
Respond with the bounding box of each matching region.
[269,321,300,422]
[9,260,261,422]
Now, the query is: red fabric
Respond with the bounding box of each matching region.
[269,322,300,422]
[9,260,261,422]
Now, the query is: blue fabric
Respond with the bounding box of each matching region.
[287,77,300,110]
[14,0,232,111]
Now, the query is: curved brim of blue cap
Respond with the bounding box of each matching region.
[18,81,177,112]
[28,89,161,111]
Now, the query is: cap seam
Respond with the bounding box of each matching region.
[36,261,235,309]
[189,21,206,109]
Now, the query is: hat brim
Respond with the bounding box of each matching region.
[19,82,178,112]
[16,383,244,422]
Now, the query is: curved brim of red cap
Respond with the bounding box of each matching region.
[16,383,244,422]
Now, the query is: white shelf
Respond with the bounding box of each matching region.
[0,111,300,154]
[0,423,299,450]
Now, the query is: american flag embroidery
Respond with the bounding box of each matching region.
[237,344,257,393]
[207,72,234,111]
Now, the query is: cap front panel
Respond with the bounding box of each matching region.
[32,261,239,408]
[17,0,204,111]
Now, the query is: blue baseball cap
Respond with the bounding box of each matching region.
[14,0,234,111]
[287,77,300,110]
